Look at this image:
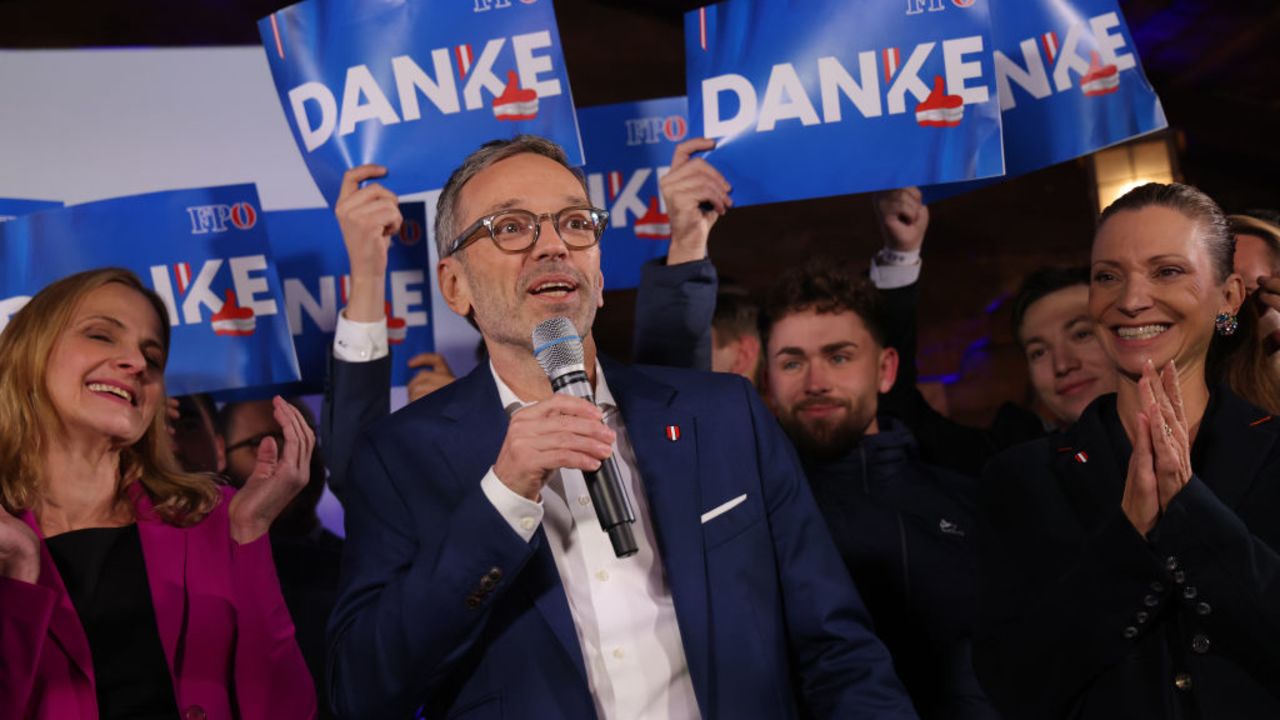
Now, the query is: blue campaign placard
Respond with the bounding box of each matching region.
[685,0,1005,207]
[578,97,689,290]
[259,0,584,206]
[0,198,62,222]
[925,0,1166,201]
[263,202,433,392]
[0,186,300,396]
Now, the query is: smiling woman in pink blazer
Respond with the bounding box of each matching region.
[0,268,317,720]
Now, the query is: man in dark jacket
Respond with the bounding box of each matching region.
[759,261,999,720]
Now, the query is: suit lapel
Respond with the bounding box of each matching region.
[132,486,187,682]
[524,528,590,683]
[1194,391,1276,508]
[439,365,590,684]
[21,511,96,683]
[438,367,509,489]
[605,361,712,712]
[1053,398,1126,531]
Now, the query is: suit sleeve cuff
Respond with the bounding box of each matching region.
[480,468,544,542]
[334,311,390,362]
[869,251,922,289]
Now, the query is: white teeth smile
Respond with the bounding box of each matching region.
[1116,324,1169,340]
[87,383,133,403]
[532,282,575,295]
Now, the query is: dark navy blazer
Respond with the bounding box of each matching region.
[976,390,1280,719]
[325,359,916,719]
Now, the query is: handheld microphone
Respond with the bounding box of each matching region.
[532,317,638,558]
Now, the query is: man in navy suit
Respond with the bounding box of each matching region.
[326,135,915,720]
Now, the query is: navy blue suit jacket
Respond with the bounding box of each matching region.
[327,359,914,719]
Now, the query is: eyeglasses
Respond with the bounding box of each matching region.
[446,206,609,257]
[224,431,284,455]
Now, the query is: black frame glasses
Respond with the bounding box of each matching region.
[445,206,610,257]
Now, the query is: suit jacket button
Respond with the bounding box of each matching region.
[1143,594,1159,607]
[1135,611,1149,624]
[1123,626,1138,639]
[184,707,208,720]
[487,567,503,580]
[1174,672,1193,691]
[1183,585,1198,599]
[466,595,483,609]
[1191,634,1210,654]
[1149,581,1164,593]
[1165,555,1179,571]
[1172,569,1186,584]
[1195,602,1212,616]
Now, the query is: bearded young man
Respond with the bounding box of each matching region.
[760,263,998,720]
[325,136,915,720]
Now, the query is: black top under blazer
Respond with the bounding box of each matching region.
[975,389,1280,719]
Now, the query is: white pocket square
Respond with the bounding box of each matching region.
[700,494,747,524]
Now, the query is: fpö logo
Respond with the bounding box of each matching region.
[625,115,688,146]
[906,0,976,14]
[473,0,536,11]
[186,203,259,234]
[396,218,425,247]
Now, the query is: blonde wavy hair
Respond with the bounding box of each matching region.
[0,268,221,525]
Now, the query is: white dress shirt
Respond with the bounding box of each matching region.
[480,362,701,720]
[333,312,389,362]
[868,247,922,289]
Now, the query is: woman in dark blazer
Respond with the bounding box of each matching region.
[975,183,1280,719]
[0,268,317,720]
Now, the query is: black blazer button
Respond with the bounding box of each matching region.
[1191,634,1210,654]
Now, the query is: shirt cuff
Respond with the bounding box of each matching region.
[869,250,922,289]
[480,468,544,542]
[333,311,389,362]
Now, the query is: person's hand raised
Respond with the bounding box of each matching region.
[660,138,732,265]
[336,164,401,323]
[872,187,928,254]
[228,397,316,544]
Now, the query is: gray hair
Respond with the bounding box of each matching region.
[434,135,589,259]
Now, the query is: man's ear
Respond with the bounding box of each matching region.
[877,346,899,394]
[733,335,762,380]
[596,268,605,309]
[438,258,473,318]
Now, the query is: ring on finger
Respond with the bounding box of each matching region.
[1163,423,1174,438]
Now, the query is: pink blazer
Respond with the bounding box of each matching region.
[0,485,316,720]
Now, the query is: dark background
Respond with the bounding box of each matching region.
[2,0,1276,423]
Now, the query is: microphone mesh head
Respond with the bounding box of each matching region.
[532,316,585,375]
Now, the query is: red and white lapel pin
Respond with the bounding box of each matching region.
[665,425,681,442]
